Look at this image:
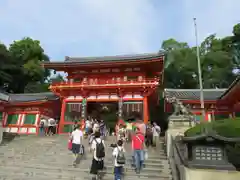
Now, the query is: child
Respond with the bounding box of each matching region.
[112,140,126,180]
[118,125,126,141]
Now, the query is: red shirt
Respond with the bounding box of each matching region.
[132,133,144,150]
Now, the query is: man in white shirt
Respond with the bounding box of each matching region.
[47,118,56,136]
[93,122,100,133]
[112,140,125,180]
[152,122,161,147]
[70,125,83,164]
[90,131,105,178]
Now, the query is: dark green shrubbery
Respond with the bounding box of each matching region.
[184,118,240,137]
[184,118,240,170]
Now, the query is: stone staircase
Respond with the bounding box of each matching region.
[0,135,172,180]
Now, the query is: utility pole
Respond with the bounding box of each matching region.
[193,18,206,122]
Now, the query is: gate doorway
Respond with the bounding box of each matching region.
[87,101,118,131]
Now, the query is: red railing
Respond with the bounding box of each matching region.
[50,78,159,88]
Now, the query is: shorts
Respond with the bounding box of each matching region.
[72,143,80,154]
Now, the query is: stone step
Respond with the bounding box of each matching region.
[0,173,172,180]
[0,157,169,168]
[0,165,172,179]
[1,159,170,173]
[0,135,172,180]
[0,148,167,155]
[0,147,167,157]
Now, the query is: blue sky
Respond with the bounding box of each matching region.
[0,0,239,61]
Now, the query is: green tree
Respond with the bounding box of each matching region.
[162,39,198,89]
[163,31,237,89]
[221,24,240,72]
[200,34,235,88]
[0,43,13,87]
[7,37,50,93]
[49,74,65,83]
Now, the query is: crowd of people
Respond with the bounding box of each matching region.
[84,116,107,137]
[39,117,58,136]
[68,113,161,180]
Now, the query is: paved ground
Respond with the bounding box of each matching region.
[0,135,172,180]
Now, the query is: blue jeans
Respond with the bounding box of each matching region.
[114,166,123,180]
[39,127,44,136]
[134,150,144,172]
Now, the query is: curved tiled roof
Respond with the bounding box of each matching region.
[0,92,10,101]
[0,92,58,103]
[64,51,165,63]
[219,76,240,99]
[164,89,227,101]
[8,92,58,102]
[42,52,165,66]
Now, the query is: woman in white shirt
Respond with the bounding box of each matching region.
[90,131,105,178]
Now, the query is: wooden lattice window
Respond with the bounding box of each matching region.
[6,114,19,125]
[122,101,143,120]
[23,114,36,125]
[64,103,82,122]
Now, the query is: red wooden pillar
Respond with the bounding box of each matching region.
[36,113,41,135]
[59,98,66,134]
[143,96,149,124]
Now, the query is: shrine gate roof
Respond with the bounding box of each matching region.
[164,89,227,101]
[64,51,165,63]
[42,51,165,68]
[0,92,58,103]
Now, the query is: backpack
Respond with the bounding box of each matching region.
[116,147,126,164]
[40,121,44,128]
[146,126,152,135]
[95,139,105,158]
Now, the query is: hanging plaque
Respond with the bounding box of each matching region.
[118,97,123,118]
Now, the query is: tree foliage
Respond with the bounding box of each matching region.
[0,37,55,93]
[0,24,240,93]
[164,23,240,89]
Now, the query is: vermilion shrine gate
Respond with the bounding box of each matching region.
[43,53,165,133]
[0,52,239,135]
